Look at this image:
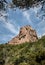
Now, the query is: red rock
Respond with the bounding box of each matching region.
[8,25,38,45]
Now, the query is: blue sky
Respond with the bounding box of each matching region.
[0,3,45,43]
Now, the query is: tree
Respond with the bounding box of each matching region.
[0,0,45,20]
[0,0,7,10]
[0,0,45,10]
[12,0,43,9]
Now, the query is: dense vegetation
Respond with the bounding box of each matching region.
[0,0,45,20]
[0,36,45,65]
[0,0,45,10]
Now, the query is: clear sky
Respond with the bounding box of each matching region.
[0,3,45,43]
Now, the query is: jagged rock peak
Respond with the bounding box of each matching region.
[8,25,38,45]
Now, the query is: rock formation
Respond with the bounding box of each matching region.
[8,25,38,45]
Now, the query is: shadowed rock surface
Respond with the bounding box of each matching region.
[8,25,38,45]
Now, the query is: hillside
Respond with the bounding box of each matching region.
[0,36,45,65]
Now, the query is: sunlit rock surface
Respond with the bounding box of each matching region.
[8,25,38,45]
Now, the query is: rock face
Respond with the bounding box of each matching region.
[8,25,38,45]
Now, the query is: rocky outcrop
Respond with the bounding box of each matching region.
[8,25,38,45]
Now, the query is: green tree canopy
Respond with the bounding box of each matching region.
[0,0,45,9]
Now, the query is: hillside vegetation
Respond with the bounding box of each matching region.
[0,36,45,65]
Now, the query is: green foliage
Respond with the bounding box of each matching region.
[0,0,7,10]
[12,0,43,9]
[0,36,45,65]
[0,0,45,10]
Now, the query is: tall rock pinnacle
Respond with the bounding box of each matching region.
[8,25,38,45]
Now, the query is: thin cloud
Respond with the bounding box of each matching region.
[33,4,42,14]
[4,21,19,34]
[37,19,45,37]
[23,11,31,23]
[0,35,14,43]
[0,12,20,35]
[0,19,19,35]
[8,23,17,34]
